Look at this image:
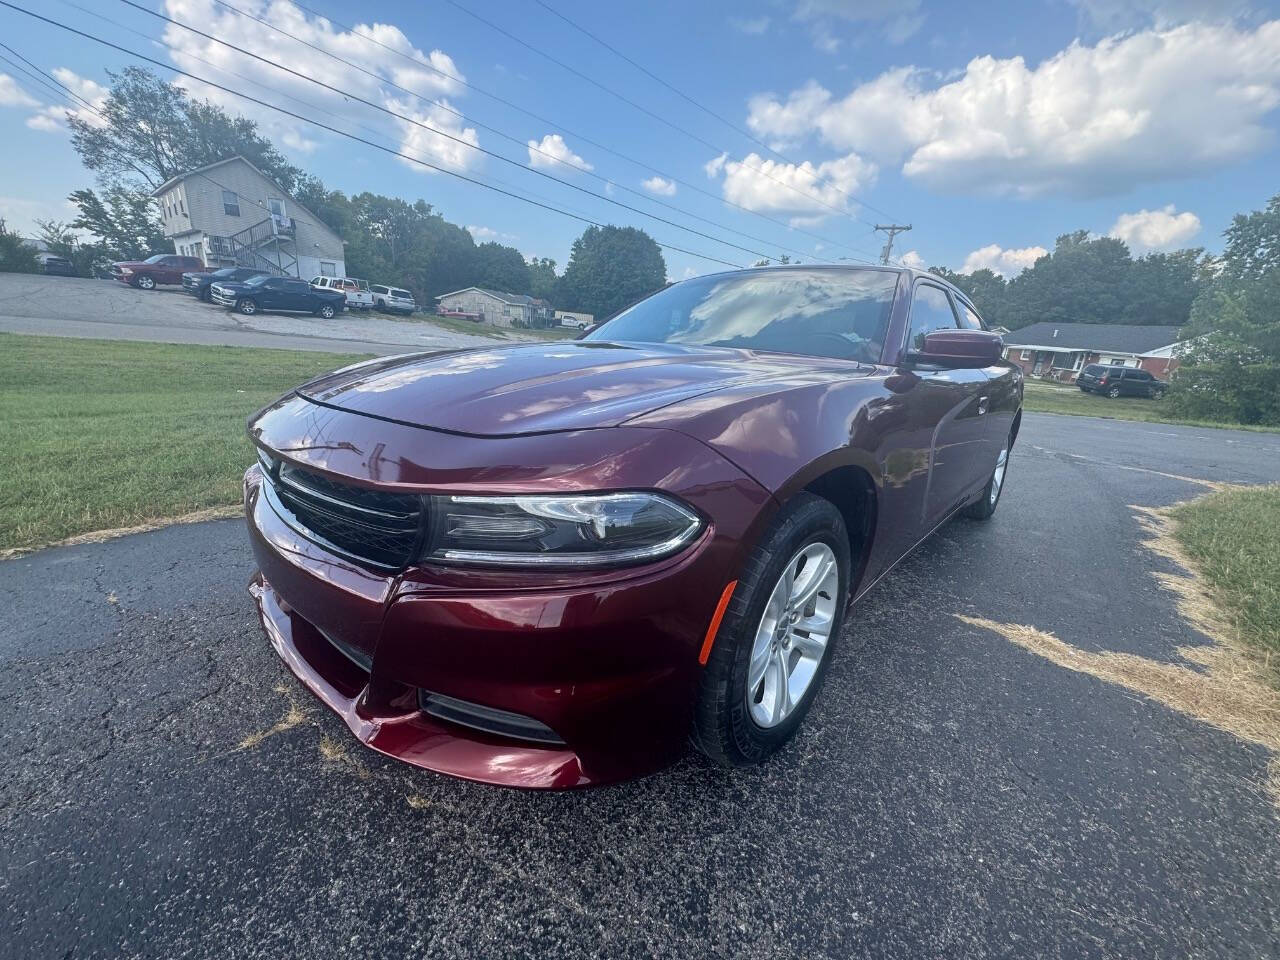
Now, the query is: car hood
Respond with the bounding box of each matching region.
[295,341,868,437]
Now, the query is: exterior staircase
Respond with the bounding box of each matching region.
[209,216,298,276]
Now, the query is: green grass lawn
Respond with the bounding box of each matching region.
[401,312,579,341]
[0,334,368,551]
[1021,380,1280,432]
[1171,485,1280,663]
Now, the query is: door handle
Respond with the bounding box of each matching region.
[977,396,990,415]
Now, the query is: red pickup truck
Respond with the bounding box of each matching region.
[111,254,209,290]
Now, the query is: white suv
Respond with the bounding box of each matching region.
[369,284,417,314]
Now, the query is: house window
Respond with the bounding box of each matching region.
[1072,353,1084,371]
[1020,350,1031,360]
[222,190,240,217]
[179,198,186,216]
[319,261,336,277]
[502,305,512,317]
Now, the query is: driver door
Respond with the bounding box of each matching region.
[901,282,992,530]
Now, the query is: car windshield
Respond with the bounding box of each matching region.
[584,268,900,364]
[212,268,238,278]
[143,254,168,264]
[243,274,270,286]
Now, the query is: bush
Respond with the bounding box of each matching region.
[0,226,39,274]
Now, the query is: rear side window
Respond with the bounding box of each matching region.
[906,283,959,352]
[958,302,985,330]
[285,280,310,293]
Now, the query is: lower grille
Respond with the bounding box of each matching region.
[419,690,565,745]
[264,460,425,570]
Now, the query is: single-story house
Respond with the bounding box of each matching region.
[436,287,554,327]
[1002,322,1183,383]
[150,156,345,279]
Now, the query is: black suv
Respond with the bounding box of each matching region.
[1077,364,1167,399]
[183,266,268,301]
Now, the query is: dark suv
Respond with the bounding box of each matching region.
[1077,364,1166,399]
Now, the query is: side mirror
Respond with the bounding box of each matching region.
[908,329,1004,369]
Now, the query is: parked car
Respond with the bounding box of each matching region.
[1077,363,1166,399]
[560,316,593,330]
[310,276,373,310]
[37,253,76,276]
[369,284,416,314]
[212,275,346,318]
[183,266,268,301]
[243,265,1021,788]
[111,254,208,289]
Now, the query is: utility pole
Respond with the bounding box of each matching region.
[873,224,912,265]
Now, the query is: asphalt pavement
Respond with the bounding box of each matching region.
[2,413,1279,958]
[0,274,496,354]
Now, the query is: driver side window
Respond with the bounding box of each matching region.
[906,284,959,352]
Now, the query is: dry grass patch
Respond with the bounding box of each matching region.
[957,496,1280,804]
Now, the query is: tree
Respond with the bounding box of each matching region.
[0,221,39,273]
[1167,193,1280,425]
[471,242,530,295]
[528,257,557,300]
[68,186,167,260]
[557,225,666,319]
[68,67,303,191]
[929,266,1007,326]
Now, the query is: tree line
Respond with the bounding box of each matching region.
[29,67,667,323]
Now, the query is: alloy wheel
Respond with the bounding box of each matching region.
[238,298,256,315]
[746,542,839,728]
[990,445,1009,505]
[138,275,155,289]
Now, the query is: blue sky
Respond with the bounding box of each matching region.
[1,0,1278,281]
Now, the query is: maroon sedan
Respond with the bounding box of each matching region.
[244,266,1022,788]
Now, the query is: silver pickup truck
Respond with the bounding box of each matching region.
[310,276,373,310]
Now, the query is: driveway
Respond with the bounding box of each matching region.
[0,273,498,354]
[2,413,1279,958]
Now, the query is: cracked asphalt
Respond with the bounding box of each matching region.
[3,412,1279,958]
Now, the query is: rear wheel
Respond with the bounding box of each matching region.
[1107,385,1121,398]
[1151,387,1165,400]
[236,298,257,315]
[135,274,155,290]
[964,432,1011,521]
[692,494,850,766]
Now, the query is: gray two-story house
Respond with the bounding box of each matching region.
[150,156,345,279]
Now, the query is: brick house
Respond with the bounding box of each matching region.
[435,287,554,327]
[1002,322,1183,383]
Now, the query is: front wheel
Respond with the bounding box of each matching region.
[1151,388,1165,400]
[692,494,850,766]
[135,274,156,290]
[964,435,1011,521]
[236,298,257,315]
[316,303,336,319]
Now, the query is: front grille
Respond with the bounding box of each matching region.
[418,690,565,745]
[265,460,425,569]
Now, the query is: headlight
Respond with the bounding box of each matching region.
[119,267,132,275]
[425,492,703,567]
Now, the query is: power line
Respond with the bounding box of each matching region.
[529,0,907,227]
[0,3,743,269]
[282,0,879,263]
[441,0,883,232]
[115,0,784,265]
[192,0,822,266]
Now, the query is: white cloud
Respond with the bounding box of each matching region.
[159,0,475,171]
[899,249,925,269]
[1108,204,1201,253]
[0,74,39,108]
[704,150,876,224]
[466,224,517,243]
[792,0,923,49]
[527,133,593,172]
[25,68,108,133]
[730,16,771,35]
[1068,0,1254,32]
[641,175,676,196]
[961,244,1048,276]
[745,20,1280,196]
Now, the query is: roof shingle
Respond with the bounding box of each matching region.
[1003,322,1181,354]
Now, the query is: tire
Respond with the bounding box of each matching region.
[316,303,336,319]
[236,298,257,315]
[1151,388,1165,400]
[692,493,851,766]
[135,274,156,290]
[964,429,1012,521]
[1107,386,1121,398]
